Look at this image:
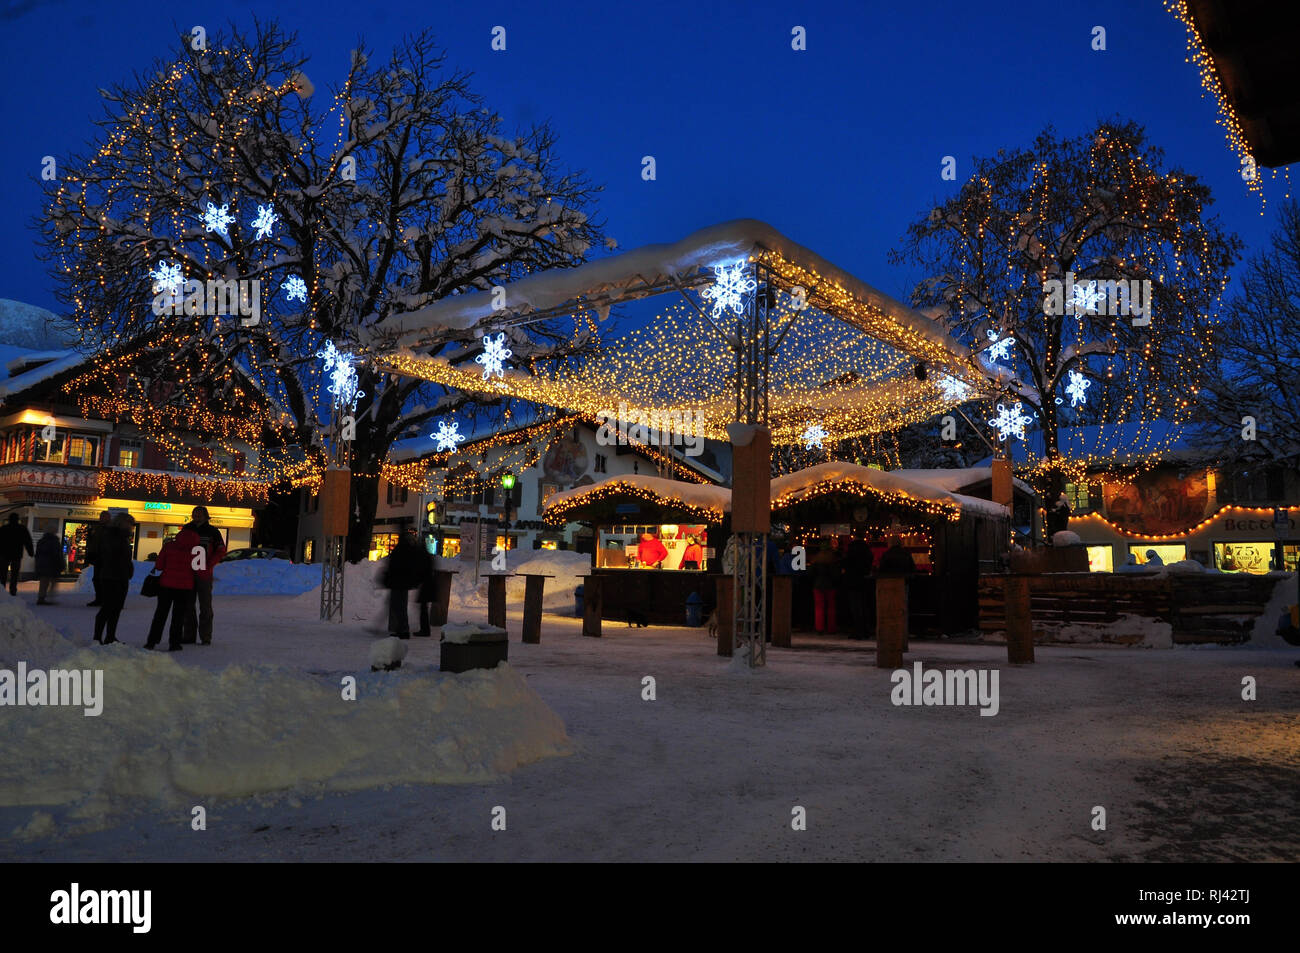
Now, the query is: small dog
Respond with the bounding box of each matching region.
[706,610,718,639]
[626,607,649,628]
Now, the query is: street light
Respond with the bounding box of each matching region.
[499,473,516,548]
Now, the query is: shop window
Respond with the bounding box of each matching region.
[1086,545,1113,573]
[494,534,518,550]
[117,440,141,468]
[1128,544,1186,567]
[369,533,399,561]
[442,537,461,559]
[1214,541,1277,574]
[301,538,315,563]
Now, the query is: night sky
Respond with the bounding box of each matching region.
[0,0,1287,317]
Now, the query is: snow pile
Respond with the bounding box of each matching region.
[0,592,74,668]
[1164,559,1208,574]
[369,636,408,670]
[1,628,569,828]
[451,549,592,611]
[441,623,508,644]
[1037,612,1172,647]
[1250,576,1300,647]
[78,559,320,598]
[1052,530,1083,546]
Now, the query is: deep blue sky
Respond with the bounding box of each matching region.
[0,0,1288,318]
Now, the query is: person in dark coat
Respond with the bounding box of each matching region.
[0,513,34,596]
[145,526,200,651]
[842,539,875,639]
[810,542,841,633]
[876,536,917,575]
[93,514,135,644]
[34,532,65,604]
[414,536,437,637]
[383,530,423,639]
[84,510,111,606]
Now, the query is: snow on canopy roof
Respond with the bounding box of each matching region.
[890,467,1035,497]
[365,219,975,372]
[544,473,732,524]
[771,462,971,517]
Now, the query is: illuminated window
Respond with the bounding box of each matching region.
[1065,482,1090,513]
[67,435,100,467]
[1128,544,1186,566]
[494,534,518,550]
[117,440,141,468]
[33,432,64,463]
[1086,545,1113,573]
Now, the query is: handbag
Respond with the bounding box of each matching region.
[141,572,161,597]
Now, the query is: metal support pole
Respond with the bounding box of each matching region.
[320,404,353,622]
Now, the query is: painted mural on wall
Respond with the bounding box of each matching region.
[1102,470,1211,535]
[542,435,588,488]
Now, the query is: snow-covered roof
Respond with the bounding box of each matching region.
[771,462,971,517]
[365,219,976,374]
[0,349,88,400]
[890,466,1035,497]
[544,473,732,524]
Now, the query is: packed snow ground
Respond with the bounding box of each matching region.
[3,571,1298,862]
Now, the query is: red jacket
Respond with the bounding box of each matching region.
[155,528,201,590]
[637,536,669,567]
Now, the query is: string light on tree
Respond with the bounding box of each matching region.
[201,201,236,237]
[700,260,757,319]
[475,332,513,379]
[988,402,1034,442]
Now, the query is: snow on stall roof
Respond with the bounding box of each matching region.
[890,467,1035,496]
[364,220,971,366]
[772,462,967,511]
[544,473,732,517]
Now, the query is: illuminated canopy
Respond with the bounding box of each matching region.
[369,220,1004,446]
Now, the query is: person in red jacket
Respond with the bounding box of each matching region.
[182,506,227,645]
[679,536,703,570]
[636,532,669,569]
[145,526,201,651]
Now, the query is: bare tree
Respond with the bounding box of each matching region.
[39,21,605,559]
[891,120,1240,497]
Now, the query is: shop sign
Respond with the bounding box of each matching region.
[1225,516,1294,533]
[143,502,171,511]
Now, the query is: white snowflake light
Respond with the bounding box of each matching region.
[937,375,974,403]
[700,260,757,319]
[475,332,513,379]
[315,341,364,409]
[1071,281,1105,316]
[250,203,278,240]
[801,423,829,450]
[201,201,236,237]
[149,260,184,295]
[282,275,308,302]
[985,329,1015,362]
[988,402,1033,442]
[1065,369,1091,408]
[431,419,466,453]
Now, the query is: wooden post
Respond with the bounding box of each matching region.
[582,575,602,638]
[771,575,792,648]
[430,570,455,628]
[1005,573,1035,664]
[487,574,508,631]
[876,576,906,668]
[521,574,551,644]
[716,574,734,657]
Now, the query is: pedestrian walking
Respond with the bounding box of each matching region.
[382,529,423,639]
[93,513,135,644]
[84,510,111,606]
[182,506,226,645]
[0,513,33,596]
[144,525,200,651]
[35,532,65,604]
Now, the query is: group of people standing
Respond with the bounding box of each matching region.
[807,535,916,636]
[0,506,226,651]
[381,528,440,639]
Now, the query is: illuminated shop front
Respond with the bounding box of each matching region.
[1072,506,1299,574]
[596,523,710,570]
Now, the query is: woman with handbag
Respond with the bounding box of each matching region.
[92,513,135,644]
[144,525,200,651]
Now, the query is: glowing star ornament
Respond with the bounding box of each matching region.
[149,260,184,295]
[1065,369,1091,408]
[431,419,466,453]
[801,423,829,450]
[201,202,236,237]
[988,402,1033,442]
[937,375,974,403]
[475,332,512,379]
[1070,280,1105,316]
[250,204,278,240]
[985,329,1015,362]
[701,260,757,319]
[282,275,308,302]
[316,341,364,409]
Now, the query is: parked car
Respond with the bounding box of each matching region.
[221,547,291,563]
